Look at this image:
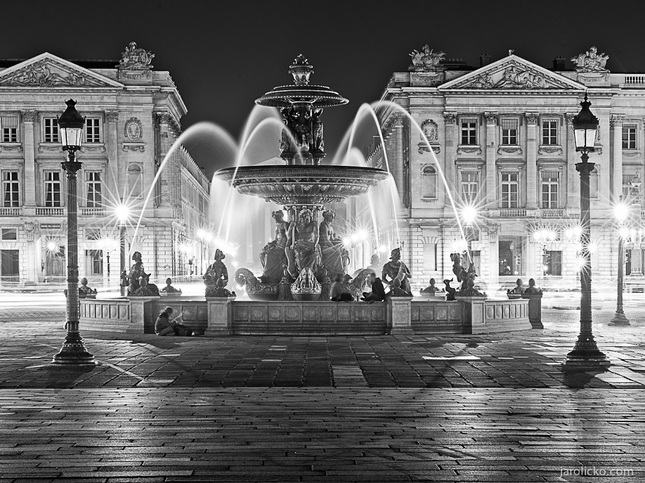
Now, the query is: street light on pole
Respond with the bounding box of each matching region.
[609,199,630,326]
[115,203,130,296]
[52,99,95,366]
[563,93,610,371]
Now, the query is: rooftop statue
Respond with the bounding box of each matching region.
[409,45,446,72]
[119,41,155,70]
[571,46,609,73]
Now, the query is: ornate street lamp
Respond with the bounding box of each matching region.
[563,94,609,370]
[609,199,630,326]
[52,100,95,365]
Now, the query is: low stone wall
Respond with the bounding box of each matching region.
[230,301,388,335]
[411,300,463,334]
[79,298,134,333]
[150,298,209,334]
[477,299,531,333]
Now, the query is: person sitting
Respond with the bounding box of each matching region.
[330,273,354,302]
[361,273,386,303]
[155,306,193,336]
[420,277,442,295]
[160,277,182,294]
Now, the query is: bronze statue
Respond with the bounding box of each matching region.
[260,210,289,282]
[318,210,350,279]
[382,248,411,296]
[204,249,235,297]
[420,278,442,296]
[285,209,321,277]
[127,251,159,296]
[450,252,484,297]
[161,277,182,295]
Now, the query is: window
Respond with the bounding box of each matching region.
[460,171,479,203]
[461,119,477,145]
[500,119,518,145]
[0,249,19,282]
[1,116,18,143]
[541,171,558,209]
[85,250,103,276]
[542,120,558,145]
[423,243,438,272]
[86,171,102,207]
[85,118,101,143]
[85,228,102,241]
[544,250,562,276]
[2,171,19,207]
[1,228,17,240]
[422,166,437,199]
[500,172,519,208]
[622,125,636,149]
[127,164,142,198]
[43,117,59,143]
[44,171,61,207]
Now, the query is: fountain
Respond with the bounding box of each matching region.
[214,55,389,301]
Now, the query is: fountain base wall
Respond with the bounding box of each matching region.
[79,296,533,336]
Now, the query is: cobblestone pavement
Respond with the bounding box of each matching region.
[0,309,643,481]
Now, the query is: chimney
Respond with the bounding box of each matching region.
[553,56,566,70]
[480,53,492,67]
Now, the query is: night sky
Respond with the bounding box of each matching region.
[5,0,645,174]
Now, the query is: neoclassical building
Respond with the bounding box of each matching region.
[370,46,645,289]
[0,42,210,286]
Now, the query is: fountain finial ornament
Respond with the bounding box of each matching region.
[290,54,314,86]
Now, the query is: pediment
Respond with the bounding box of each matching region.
[0,53,123,88]
[440,55,585,91]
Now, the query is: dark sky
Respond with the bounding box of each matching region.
[5,0,645,174]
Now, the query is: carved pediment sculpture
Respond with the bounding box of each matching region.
[119,42,154,71]
[443,58,579,90]
[409,45,446,72]
[0,59,108,87]
[571,46,609,73]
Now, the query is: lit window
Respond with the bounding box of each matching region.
[44,171,61,207]
[461,120,477,145]
[85,118,101,143]
[43,118,59,143]
[86,172,102,207]
[622,125,636,149]
[1,116,18,143]
[542,120,558,145]
[2,171,19,207]
[500,119,518,145]
[500,172,519,208]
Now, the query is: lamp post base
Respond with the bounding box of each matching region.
[562,334,610,372]
[51,332,96,365]
[608,311,630,326]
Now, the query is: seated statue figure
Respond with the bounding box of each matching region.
[133,276,158,296]
[260,210,289,282]
[128,251,149,295]
[285,209,321,278]
[507,278,524,298]
[382,247,412,295]
[420,278,442,295]
[318,210,350,279]
[78,277,97,298]
[160,277,182,295]
[204,249,235,297]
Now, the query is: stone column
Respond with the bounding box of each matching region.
[105,111,120,196]
[565,113,579,210]
[610,114,624,201]
[525,113,539,209]
[21,111,37,208]
[459,297,486,334]
[387,296,413,335]
[205,297,235,336]
[443,112,457,209]
[484,113,497,206]
[128,297,156,334]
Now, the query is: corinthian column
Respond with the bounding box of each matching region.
[443,112,457,209]
[610,114,624,201]
[484,113,497,206]
[21,111,37,208]
[525,113,539,210]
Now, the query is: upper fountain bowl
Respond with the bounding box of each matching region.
[214,164,389,206]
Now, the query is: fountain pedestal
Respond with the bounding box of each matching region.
[388,296,414,335]
[205,297,236,336]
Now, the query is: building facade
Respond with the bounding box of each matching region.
[371,46,645,289]
[0,42,210,286]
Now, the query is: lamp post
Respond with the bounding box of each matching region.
[609,199,630,326]
[115,204,130,296]
[563,94,610,370]
[52,100,95,365]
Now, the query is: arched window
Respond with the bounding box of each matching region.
[127,164,142,198]
[422,165,437,199]
[590,167,599,199]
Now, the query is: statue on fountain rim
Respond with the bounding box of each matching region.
[382,247,412,296]
[260,210,289,283]
[127,251,159,296]
[204,249,235,298]
[318,210,350,280]
[285,209,321,278]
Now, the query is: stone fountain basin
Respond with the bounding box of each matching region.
[214,165,389,205]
